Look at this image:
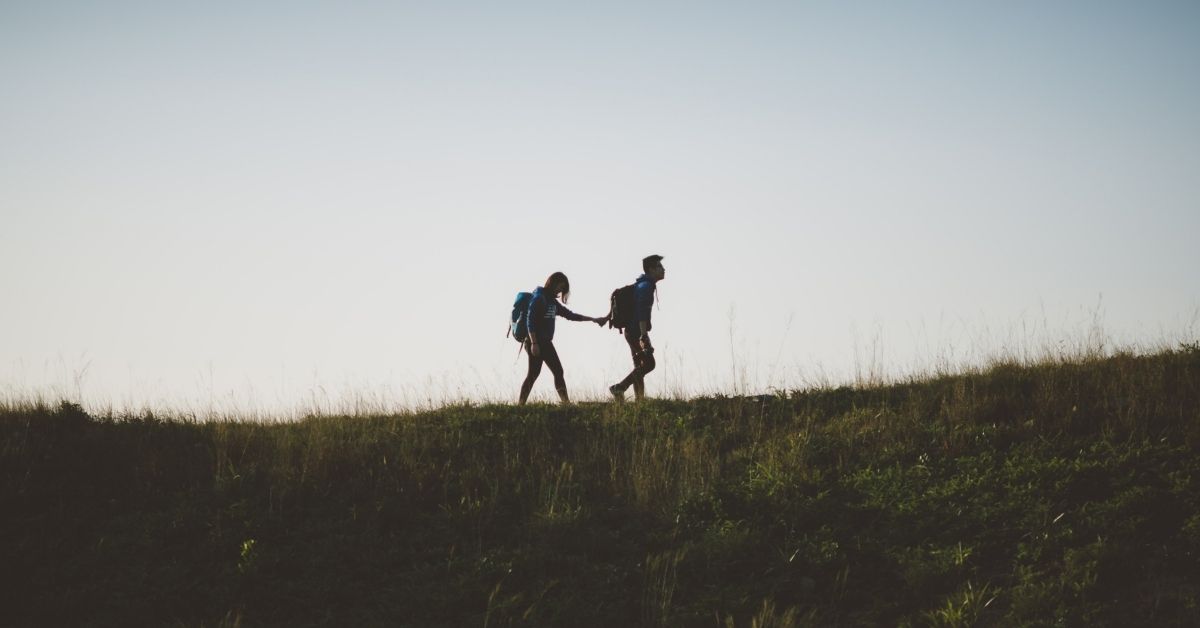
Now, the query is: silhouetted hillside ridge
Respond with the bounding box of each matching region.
[2,347,1198,626]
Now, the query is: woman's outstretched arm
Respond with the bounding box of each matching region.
[557,304,606,325]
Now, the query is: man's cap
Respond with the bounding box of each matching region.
[643,254,664,266]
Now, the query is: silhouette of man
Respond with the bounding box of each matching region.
[610,254,665,401]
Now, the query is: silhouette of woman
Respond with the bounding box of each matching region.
[519,272,605,405]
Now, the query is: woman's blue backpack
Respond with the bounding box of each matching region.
[508,292,533,342]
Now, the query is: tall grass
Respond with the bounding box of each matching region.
[2,344,1198,626]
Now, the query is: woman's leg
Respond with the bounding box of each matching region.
[540,341,569,403]
[518,341,543,405]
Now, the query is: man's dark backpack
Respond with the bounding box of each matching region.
[607,284,637,332]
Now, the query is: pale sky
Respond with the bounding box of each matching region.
[2,1,1198,414]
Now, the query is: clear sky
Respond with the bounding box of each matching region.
[3,1,1198,415]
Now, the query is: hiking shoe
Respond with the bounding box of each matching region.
[608,384,625,402]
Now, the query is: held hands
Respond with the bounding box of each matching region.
[593,316,608,327]
[529,341,540,357]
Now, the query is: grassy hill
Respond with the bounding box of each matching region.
[2,347,1199,627]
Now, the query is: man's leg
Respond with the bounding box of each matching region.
[632,345,655,400]
[613,330,655,400]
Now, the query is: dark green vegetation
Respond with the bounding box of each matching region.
[3,348,1200,627]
